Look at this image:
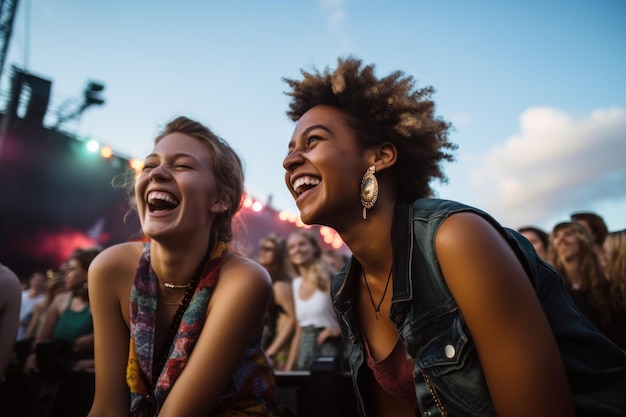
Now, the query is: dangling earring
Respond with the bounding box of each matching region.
[360,165,379,220]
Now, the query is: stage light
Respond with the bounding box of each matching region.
[100,146,113,158]
[84,81,105,106]
[129,158,143,172]
[86,139,100,153]
[242,195,253,208]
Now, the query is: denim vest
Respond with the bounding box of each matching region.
[332,199,626,417]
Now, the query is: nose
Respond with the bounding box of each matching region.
[149,164,171,182]
[283,148,304,172]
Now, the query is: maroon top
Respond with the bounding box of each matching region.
[364,336,418,407]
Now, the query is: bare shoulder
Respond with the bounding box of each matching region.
[217,253,272,295]
[50,291,71,313]
[273,280,292,293]
[0,264,20,304]
[223,253,270,281]
[435,211,503,252]
[435,210,533,309]
[89,241,144,286]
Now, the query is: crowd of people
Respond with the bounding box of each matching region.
[1,248,101,416]
[518,212,626,351]
[0,55,625,417]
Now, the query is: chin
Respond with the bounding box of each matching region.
[299,207,334,228]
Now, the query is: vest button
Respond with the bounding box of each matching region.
[445,344,455,359]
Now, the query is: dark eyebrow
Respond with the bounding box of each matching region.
[303,124,332,136]
[288,124,333,149]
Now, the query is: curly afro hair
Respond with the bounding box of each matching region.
[283,56,457,202]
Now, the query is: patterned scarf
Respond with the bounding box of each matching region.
[126,242,282,417]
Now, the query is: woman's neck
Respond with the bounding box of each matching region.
[150,240,211,286]
[561,258,584,289]
[339,200,396,279]
[297,262,316,278]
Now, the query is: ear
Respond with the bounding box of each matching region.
[210,198,228,214]
[372,142,397,171]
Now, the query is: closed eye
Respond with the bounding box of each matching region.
[305,135,324,148]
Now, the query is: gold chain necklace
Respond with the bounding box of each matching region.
[362,266,393,319]
[157,280,191,290]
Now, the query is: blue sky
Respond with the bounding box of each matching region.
[3,0,625,233]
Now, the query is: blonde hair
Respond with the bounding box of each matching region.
[288,230,332,292]
[549,222,613,323]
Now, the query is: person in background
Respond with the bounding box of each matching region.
[605,229,626,296]
[285,230,343,371]
[16,272,46,340]
[25,271,68,340]
[571,211,609,275]
[24,247,101,374]
[549,221,626,349]
[257,234,297,370]
[603,229,626,350]
[517,226,550,262]
[0,263,21,382]
[281,55,626,416]
[87,116,282,417]
[322,249,350,274]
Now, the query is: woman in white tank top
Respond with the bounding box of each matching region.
[285,231,344,370]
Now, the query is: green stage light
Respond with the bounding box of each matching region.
[86,139,100,153]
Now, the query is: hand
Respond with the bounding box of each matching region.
[317,327,340,345]
[23,352,37,376]
[73,334,94,354]
[71,359,94,372]
[265,350,276,367]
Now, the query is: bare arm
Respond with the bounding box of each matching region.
[265,281,296,358]
[23,292,66,374]
[87,243,140,417]
[317,290,341,345]
[0,265,21,381]
[435,212,575,417]
[35,292,65,342]
[25,301,44,339]
[157,255,273,416]
[285,323,302,371]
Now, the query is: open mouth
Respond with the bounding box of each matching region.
[292,176,321,195]
[147,191,180,212]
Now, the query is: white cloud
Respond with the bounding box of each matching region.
[468,107,626,228]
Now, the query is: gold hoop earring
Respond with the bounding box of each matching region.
[360,165,378,220]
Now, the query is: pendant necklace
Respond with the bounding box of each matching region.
[362,266,393,319]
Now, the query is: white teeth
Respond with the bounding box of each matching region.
[147,191,178,205]
[292,176,320,191]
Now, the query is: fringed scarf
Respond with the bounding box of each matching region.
[126,242,282,417]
